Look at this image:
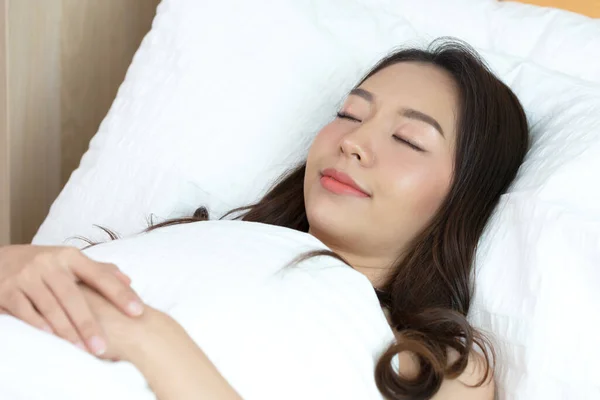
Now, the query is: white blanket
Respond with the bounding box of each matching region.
[0,221,394,399]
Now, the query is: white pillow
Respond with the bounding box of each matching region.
[471,195,600,400]
[2,221,393,400]
[34,0,420,245]
[32,0,600,399]
[393,0,600,83]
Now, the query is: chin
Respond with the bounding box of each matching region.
[304,172,368,235]
[306,192,360,241]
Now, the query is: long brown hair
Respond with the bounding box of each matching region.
[85,39,529,399]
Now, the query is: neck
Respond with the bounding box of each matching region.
[308,227,393,289]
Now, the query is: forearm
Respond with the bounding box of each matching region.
[127,313,242,400]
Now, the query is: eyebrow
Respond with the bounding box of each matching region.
[349,88,445,138]
[349,88,374,102]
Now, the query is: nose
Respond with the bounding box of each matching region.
[340,128,375,166]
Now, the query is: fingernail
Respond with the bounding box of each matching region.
[42,325,53,334]
[88,336,106,356]
[75,341,86,351]
[127,301,143,316]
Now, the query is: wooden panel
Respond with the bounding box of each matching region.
[60,0,160,185]
[505,0,600,18]
[2,0,158,244]
[0,0,9,245]
[7,0,62,245]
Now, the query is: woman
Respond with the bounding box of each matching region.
[0,39,529,399]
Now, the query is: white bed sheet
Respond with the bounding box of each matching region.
[29,0,600,399]
[1,222,394,400]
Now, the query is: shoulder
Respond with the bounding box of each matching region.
[389,319,495,400]
[395,346,495,400]
[432,351,495,400]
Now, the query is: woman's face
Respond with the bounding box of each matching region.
[304,61,459,281]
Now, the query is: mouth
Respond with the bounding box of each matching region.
[319,168,370,198]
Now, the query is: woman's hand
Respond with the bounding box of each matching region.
[77,284,159,361]
[81,286,243,400]
[0,244,144,355]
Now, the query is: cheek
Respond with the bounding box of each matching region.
[305,124,337,199]
[306,123,341,177]
[309,123,341,155]
[384,157,453,220]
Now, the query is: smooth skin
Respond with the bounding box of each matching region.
[306,62,493,398]
[305,62,457,287]
[79,285,241,400]
[0,62,493,399]
[0,245,143,354]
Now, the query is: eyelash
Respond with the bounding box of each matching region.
[336,112,425,152]
[336,111,361,123]
[392,135,424,152]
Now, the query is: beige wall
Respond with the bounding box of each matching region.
[7,0,63,247]
[0,0,159,245]
[0,0,8,245]
[60,0,160,185]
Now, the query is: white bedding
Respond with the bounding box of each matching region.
[28,0,600,398]
[0,221,394,400]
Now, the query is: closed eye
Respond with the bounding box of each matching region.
[393,135,425,152]
[336,111,362,123]
[337,111,424,152]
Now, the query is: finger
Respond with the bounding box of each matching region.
[41,269,107,355]
[20,272,83,346]
[71,256,143,317]
[113,270,132,285]
[3,289,54,334]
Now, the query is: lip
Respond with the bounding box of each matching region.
[320,168,370,197]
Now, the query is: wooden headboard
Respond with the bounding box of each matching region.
[0,0,160,245]
[505,0,600,18]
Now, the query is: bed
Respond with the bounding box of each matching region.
[11,0,600,399]
[506,0,600,18]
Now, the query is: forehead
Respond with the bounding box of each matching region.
[358,62,459,139]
